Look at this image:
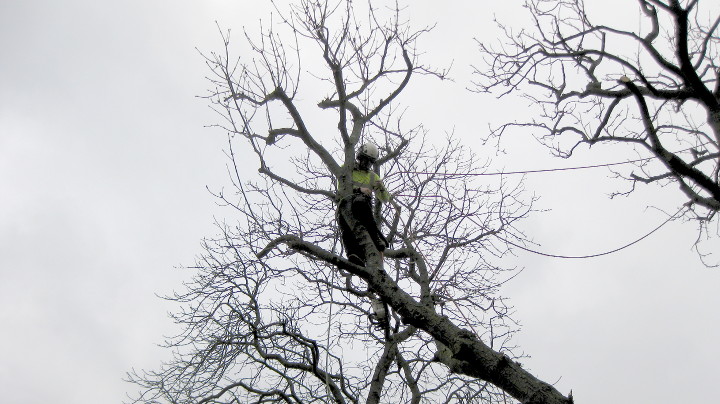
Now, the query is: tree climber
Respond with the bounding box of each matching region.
[337,142,391,267]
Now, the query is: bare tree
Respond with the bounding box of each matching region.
[474,0,720,262]
[128,1,573,403]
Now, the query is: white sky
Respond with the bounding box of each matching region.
[1,1,718,403]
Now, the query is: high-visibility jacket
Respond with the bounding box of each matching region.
[344,169,391,203]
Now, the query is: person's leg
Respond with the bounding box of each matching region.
[351,194,388,252]
[338,203,365,265]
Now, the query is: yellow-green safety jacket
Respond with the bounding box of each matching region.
[340,168,391,203]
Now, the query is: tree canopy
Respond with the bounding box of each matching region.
[127,1,574,403]
[474,0,719,263]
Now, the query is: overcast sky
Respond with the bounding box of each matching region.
[1,1,718,403]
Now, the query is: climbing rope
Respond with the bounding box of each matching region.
[324,232,339,402]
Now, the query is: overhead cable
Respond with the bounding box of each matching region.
[476,206,685,259]
[389,157,651,178]
[387,144,709,178]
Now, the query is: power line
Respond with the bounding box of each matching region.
[387,144,709,178]
[384,145,699,259]
[484,206,685,259]
[391,198,684,259]
[388,157,651,178]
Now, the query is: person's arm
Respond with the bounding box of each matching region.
[374,177,392,203]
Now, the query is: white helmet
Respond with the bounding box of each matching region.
[357,142,379,162]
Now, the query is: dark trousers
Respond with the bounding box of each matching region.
[337,193,388,265]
